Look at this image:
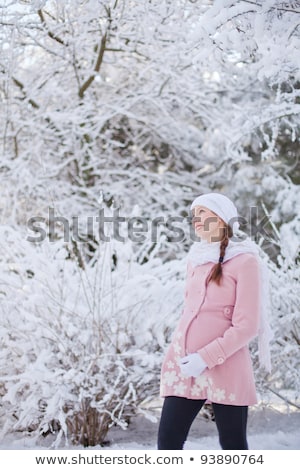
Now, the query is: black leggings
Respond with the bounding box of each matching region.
[157,396,248,450]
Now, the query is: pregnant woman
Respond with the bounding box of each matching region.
[157,192,272,450]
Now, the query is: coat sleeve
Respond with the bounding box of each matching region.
[197,254,261,369]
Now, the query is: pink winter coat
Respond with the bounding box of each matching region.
[160,253,261,405]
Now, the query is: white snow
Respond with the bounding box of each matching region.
[0,0,299,456]
[1,398,299,451]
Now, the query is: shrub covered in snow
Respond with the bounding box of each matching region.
[0,225,185,446]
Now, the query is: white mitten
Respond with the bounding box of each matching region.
[179,353,207,377]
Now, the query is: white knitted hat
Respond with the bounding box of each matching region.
[191,192,240,234]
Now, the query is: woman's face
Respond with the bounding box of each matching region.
[192,205,226,242]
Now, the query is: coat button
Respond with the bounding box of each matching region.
[224,307,230,314]
[217,357,225,365]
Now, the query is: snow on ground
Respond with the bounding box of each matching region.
[105,402,300,451]
[1,399,299,450]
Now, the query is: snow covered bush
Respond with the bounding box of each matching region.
[0,225,185,446]
[267,257,300,395]
[250,254,300,407]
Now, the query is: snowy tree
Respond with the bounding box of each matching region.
[0,0,299,446]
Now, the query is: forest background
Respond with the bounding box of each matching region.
[0,0,299,449]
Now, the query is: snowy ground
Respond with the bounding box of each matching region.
[106,403,300,451]
[1,397,299,450]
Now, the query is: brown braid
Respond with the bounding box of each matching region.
[207,224,233,285]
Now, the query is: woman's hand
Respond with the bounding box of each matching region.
[179,353,207,377]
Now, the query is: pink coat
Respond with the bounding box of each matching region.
[160,253,261,405]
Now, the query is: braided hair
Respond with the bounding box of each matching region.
[207,224,233,285]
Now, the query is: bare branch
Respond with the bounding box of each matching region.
[37,8,66,46]
[76,5,115,99]
[12,77,39,109]
[266,386,300,410]
[78,32,108,99]
[242,0,300,14]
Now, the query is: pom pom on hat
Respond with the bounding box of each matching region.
[191,193,240,234]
